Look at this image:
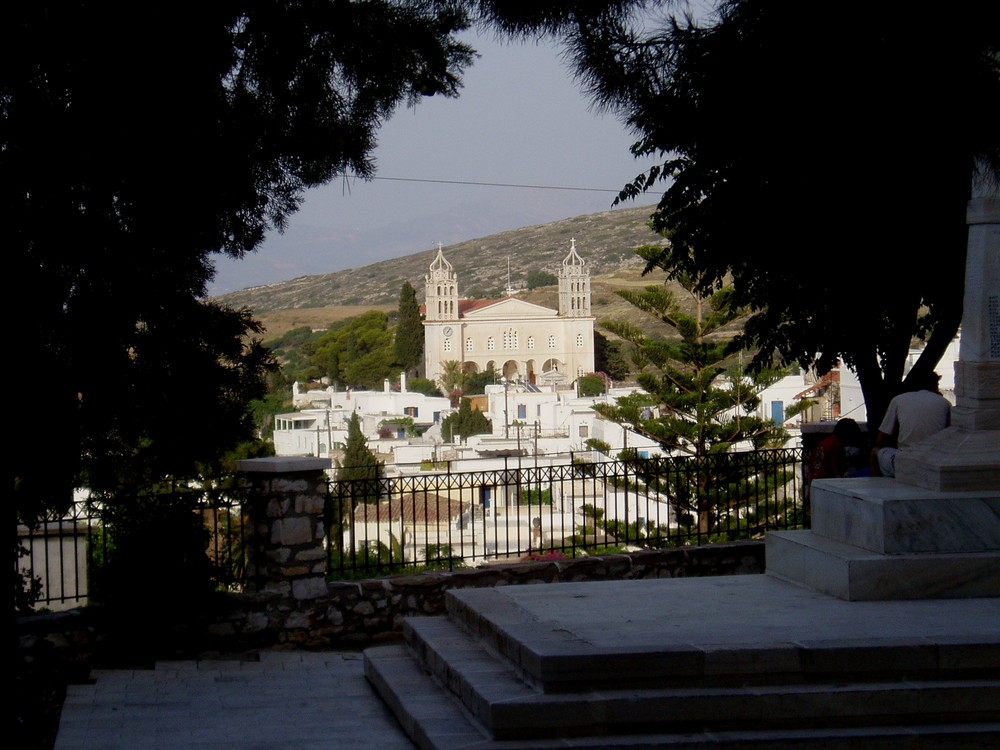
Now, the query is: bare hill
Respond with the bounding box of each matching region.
[212,204,663,315]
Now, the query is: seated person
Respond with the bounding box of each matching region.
[808,418,864,489]
[871,371,951,478]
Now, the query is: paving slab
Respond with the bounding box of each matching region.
[55,576,1000,750]
[55,650,416,750]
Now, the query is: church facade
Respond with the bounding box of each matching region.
[423,240,595,388]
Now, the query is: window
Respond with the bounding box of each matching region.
[526,336,535,350]
[548,335,556,348]
[443,338,452,352]
[576,333,584,347]
[487,337,495,351]
[466,337,473,352]
[517,404,526,420]
[579,425,589,438]
[404,406,418,418]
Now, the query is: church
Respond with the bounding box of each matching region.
[423,239,596,389]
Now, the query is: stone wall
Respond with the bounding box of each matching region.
[201,540,766,652]
[17,541,765,675]
[17,457,765,671]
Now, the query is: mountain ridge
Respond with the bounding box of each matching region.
[211,203,663,316]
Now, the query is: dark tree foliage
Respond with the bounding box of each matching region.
[577,374,607,397]
[337,413,384,487]
[474,0,1000,429]
[406,377,445,397]
[394,281,425,375]
[310,311,396,388]
[6,2,473,612]
[594,330,631,382]
[462,367,499,395]
[526,270,558,289]
[442,398,492,442]
[331,412,385,563]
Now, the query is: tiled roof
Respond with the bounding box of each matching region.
[352,493,465,523]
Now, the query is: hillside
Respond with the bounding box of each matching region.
[211,204,670,338]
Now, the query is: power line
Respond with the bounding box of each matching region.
[346,174,621,193]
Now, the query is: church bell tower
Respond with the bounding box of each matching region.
[425,243,458,321]
[558,238,591,317]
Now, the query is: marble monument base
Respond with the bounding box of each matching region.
[767,477,1000,601]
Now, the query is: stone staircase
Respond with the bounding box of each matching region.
[364,580,999,748]
[363,477,1000,749]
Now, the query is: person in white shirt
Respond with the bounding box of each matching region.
[871,371,951,477]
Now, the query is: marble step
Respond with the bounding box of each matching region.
[808,478,1000,554]
[398,615,1000,738]
[766,529,1000,601]
[437,586,1000,691]
[364,641,1000,750]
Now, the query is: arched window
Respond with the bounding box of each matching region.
[526,336,535,350]
[548,335,556,349]
[576,333,584,347]
[465,337,473,352]
[487,337,495,351]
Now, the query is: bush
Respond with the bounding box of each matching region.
[406,377,442,396]
[577,374,606,396]
[519,487,553,505]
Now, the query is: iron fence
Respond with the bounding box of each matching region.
[325,448,804,579]
[15,485,251,612]
[15,448,804,608]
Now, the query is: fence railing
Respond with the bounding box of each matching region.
[325,448,804,579]
[15,448,804,609]
[15,486,251,612]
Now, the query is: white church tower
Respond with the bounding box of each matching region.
[422,240,595,389]
[424,243,458,322]
[558,238,591,317]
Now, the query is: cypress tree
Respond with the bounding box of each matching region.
[393,281,424,376]
[442,398,492,442]
[335,412,383,504]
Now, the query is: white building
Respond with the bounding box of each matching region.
[273,372,451,458]
[422,240,596,388]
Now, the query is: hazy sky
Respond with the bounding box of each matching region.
[208,28,662,296]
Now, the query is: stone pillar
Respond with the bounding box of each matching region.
[237,457,331,602]
[895,176,1000,491]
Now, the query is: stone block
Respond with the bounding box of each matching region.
[811,478,1000,553]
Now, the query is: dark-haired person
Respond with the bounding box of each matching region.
[808,418,864,488]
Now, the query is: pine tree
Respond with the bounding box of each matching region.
[597,245,801,534]
[441,398,492,442]
[393,281,424,376]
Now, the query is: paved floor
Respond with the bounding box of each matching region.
[54,649,416,750]
[53,576,1000,750]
